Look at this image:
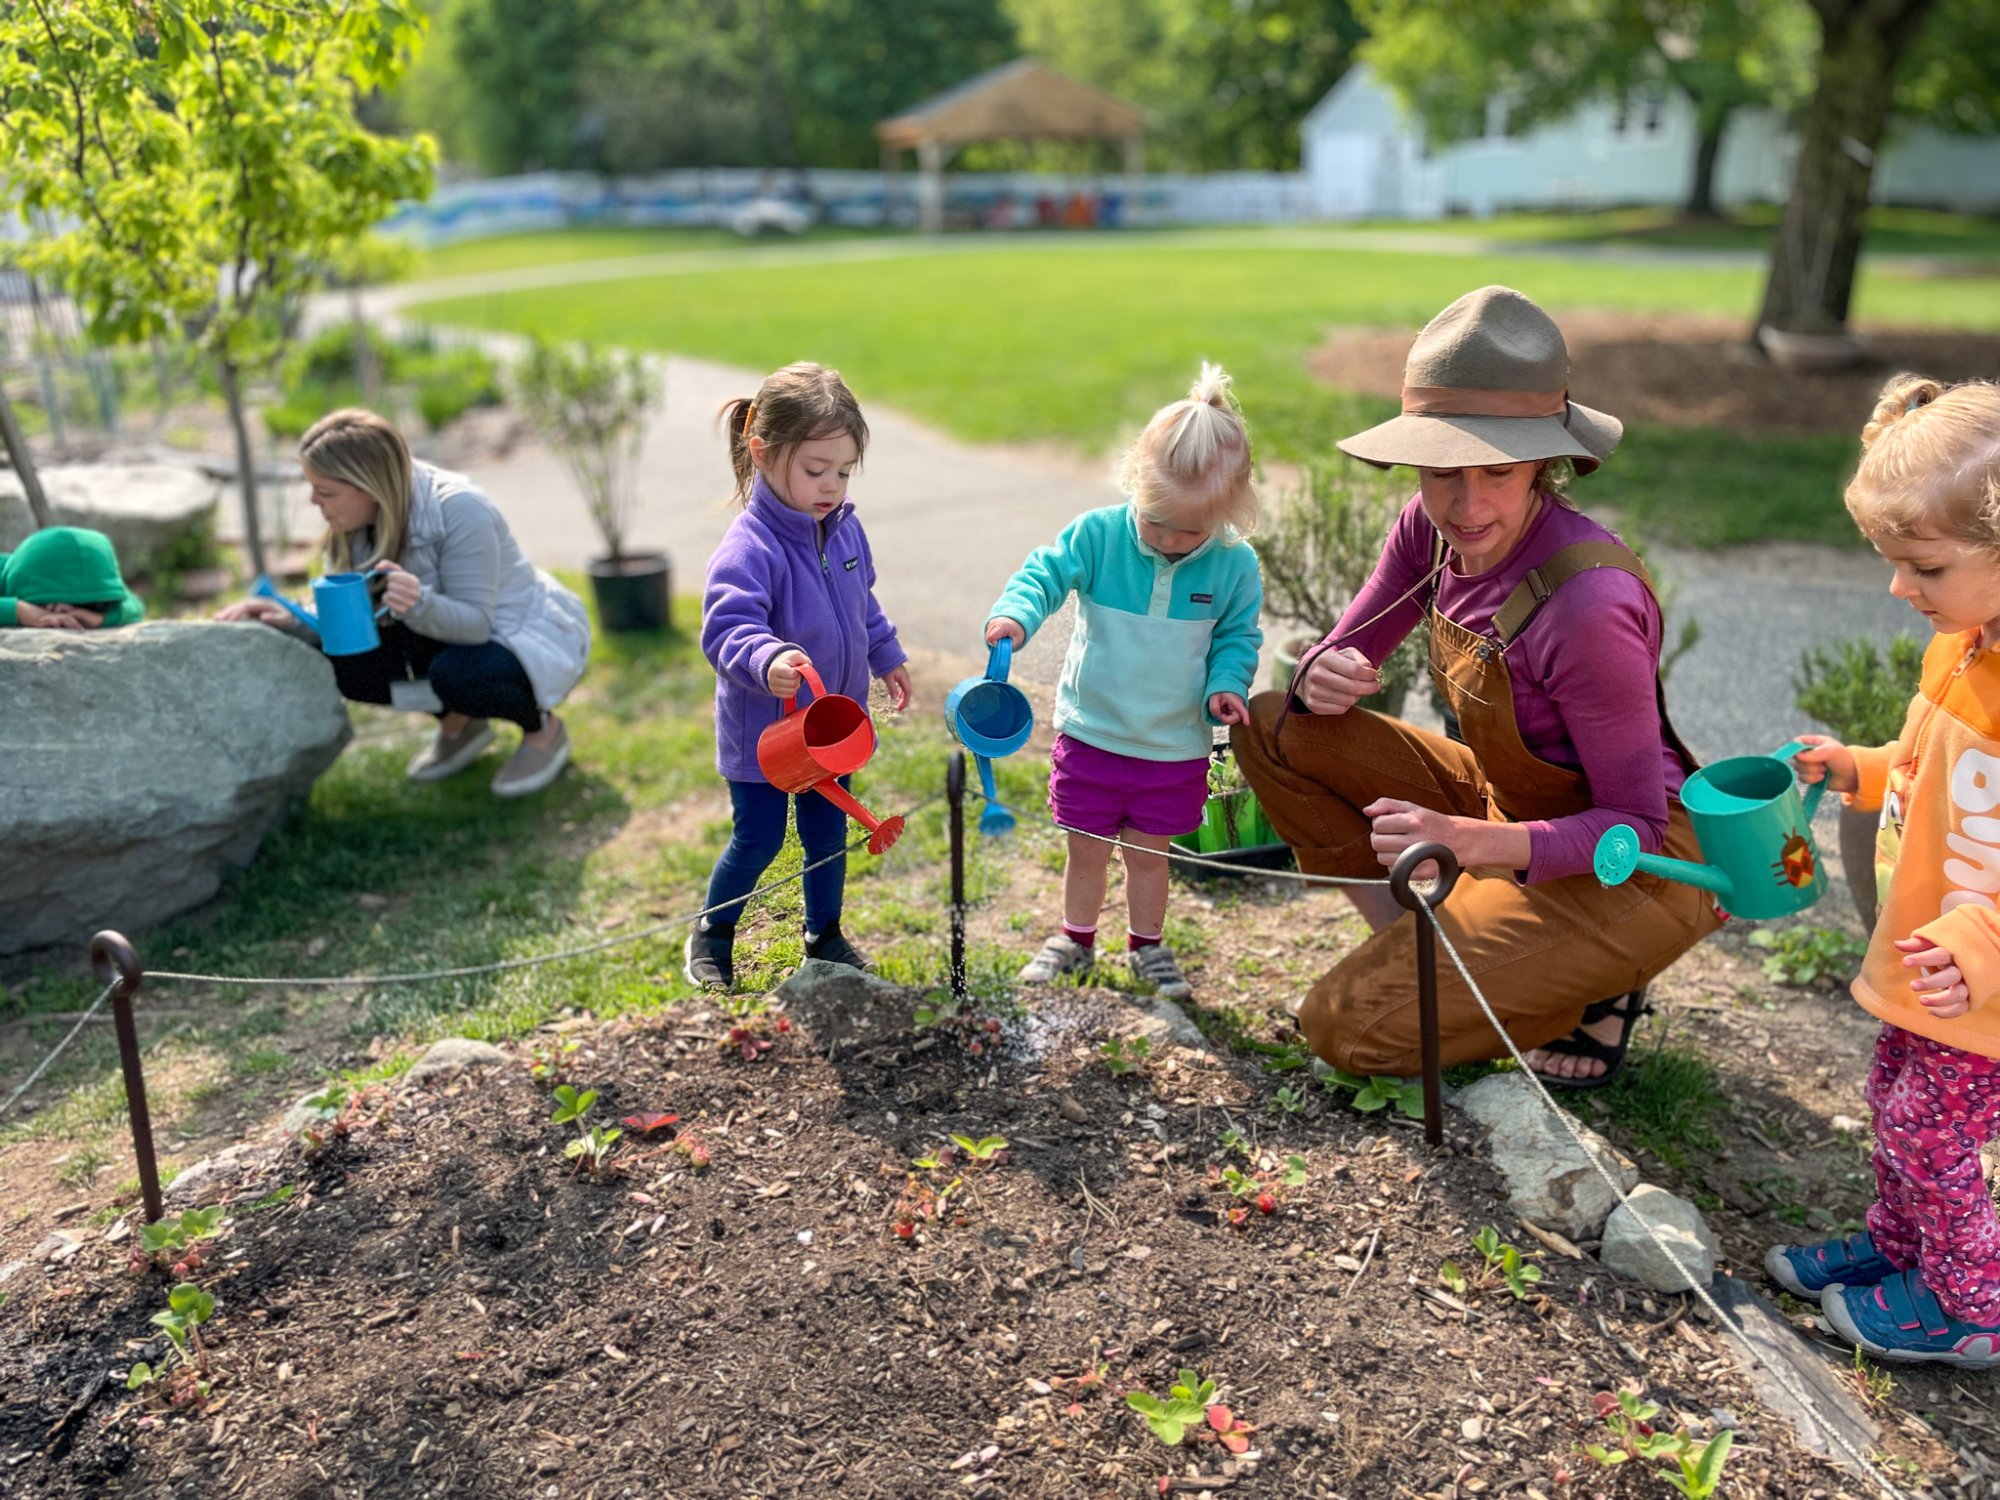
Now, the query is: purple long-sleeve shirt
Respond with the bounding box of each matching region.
[701,475,906,782]
[1321,494,1686,884]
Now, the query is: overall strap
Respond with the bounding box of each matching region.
[1491,542,1652,647]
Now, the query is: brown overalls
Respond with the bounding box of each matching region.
[1231,541,1722,1076]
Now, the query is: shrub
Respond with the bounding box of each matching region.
[512,337,658,562]
[1793,636,1925,746]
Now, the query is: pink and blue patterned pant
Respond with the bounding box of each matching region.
[1865,1024,2000,1324]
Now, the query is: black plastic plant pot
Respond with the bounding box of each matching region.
[587,552,671,633]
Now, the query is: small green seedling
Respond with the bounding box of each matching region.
[139,1207,224,1274]
[526,1037,581,1084]
[1217,1127,1251,1160]
[1442,1226,1543,1302]
[1657,1429,1734,1500]
[294,1080,387,1153]
[1748,925,1864,987]
[950,1134,1009,1162]
[1272,1085,1306,1116]
[1125,1368,1218,1447]
[1100,1035,1152,1075]
[129,1282,219,1407]
[550,1086,621,1175]
[1584,1386,1731,1494]
[1314,1066,1428,1119]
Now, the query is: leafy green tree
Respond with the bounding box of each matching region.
[1756,0,1999,336]
[0,2,436,576]
[446,0,608,172]
[1356,0,1813,217]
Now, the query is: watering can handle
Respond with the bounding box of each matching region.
[782,661,828,716]
[252,575,317,632]
[986,637,1013,683]
[1771,739,1829,821]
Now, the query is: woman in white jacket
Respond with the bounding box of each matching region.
[220,409,591,796]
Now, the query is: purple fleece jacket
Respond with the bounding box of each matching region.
[702,475,907,781]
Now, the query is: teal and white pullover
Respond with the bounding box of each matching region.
[989,504,1263,762]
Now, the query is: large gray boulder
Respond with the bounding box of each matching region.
[1457,1071,1641,1238]
[0,621,349,956]
[0,464,219,568]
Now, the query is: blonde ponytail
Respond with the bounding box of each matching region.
[1845,374,2000,552]
[1118,363,1259,542]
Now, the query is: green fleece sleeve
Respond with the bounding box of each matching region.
[989,512,1097,644]
[102,593,146,627]
[1203,545,1264,710]
[0,597,17,627]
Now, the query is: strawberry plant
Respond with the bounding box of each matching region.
[950,1133,1009,1163]
[1582,1386,1732,1495]
[1272,1085,1306,1116]
[1217,1127,1251,1160]
[1317,1066,1427,1119]
[550,1085,623,1176]
[526,1037,581,1085]
[137,1207,224,1277]
[1441,1226,1543,1302]
[1211,1154,1308,1227]
[128,1282,216,1407]
[1100,1035,1152,1076]
[1126,1369,1216,1446]
[294,1080,389,1154]
[673,1129,712,1170]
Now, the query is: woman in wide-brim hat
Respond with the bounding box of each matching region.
[1231,285,1720,1089]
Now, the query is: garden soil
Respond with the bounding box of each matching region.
[2,907,1995,1498]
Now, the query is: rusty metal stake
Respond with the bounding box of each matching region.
[947,750,968,1006]
[89,930,163,1224]
[1390,842,1463,1148]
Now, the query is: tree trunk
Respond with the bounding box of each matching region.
[217,359,268,579]
[1755,0,1940,335]
[0,386,53,530]
[1685,109,1728,219]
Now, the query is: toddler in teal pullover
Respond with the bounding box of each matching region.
[988,365,1263,1003]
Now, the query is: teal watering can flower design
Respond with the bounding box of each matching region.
[252,573,390,657]
[944,639,1034,836]
[1594,740,1827,921]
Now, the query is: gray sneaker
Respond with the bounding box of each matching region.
[1017,933,1095,985]
[407,718,494,782]
[1129,942,1192,1001]
[492,717,571,798]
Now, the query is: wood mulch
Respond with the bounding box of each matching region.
[1309,314,2000,438]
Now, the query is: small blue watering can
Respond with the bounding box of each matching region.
[253,572,390,657]
[944,639,1035,836]
[1594,740,1828,920]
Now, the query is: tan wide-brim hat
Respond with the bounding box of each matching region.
[1336,286,1622,476]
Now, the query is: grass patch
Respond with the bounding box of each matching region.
[1371,205,2000,260]
[408,231,1998,548]
[1562,1038,1726,1173]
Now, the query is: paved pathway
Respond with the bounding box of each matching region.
[290,247,1926,761]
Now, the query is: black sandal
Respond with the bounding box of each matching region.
[1529,988,1651,1092]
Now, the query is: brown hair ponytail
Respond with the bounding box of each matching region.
[717,363,870,505]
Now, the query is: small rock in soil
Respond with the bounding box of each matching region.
[406,1037,508,1083]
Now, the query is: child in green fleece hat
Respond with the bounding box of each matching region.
[0,526,145,630]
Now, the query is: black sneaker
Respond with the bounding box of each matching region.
[804,921,869,970]
[684,922,735,989]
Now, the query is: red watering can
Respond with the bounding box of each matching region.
[755,663,905,854]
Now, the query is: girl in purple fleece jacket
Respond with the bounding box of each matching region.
[685,363,911,990]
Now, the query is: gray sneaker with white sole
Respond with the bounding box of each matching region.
[407,719,494,782]
[1129,941,1192,1000]
[1017,933,1095,985]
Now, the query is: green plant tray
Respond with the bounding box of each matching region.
[1173,788,1297,876]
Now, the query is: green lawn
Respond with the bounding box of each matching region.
[409,234,2000,547]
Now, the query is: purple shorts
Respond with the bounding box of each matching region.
[1048,733,1210,839]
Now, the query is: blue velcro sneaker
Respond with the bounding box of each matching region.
[1763,1230,1897,1301]
[1822,1269,2000,1368]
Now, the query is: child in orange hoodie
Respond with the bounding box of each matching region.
[1763,375,2000,1368]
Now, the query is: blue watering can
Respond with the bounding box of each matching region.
[253,572,390,657]
[944,639,1034,836]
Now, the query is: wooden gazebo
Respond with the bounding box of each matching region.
[876,58,1146,232]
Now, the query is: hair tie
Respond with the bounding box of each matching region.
[741,402,756,438]
[1906,394,1926,414]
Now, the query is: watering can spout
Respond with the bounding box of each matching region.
[252,575,317,630]
[1593,824,1734,900]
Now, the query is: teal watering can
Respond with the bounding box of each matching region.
[944,639,1034,836]
[1594,740,1827,920]
[253,572,389,657]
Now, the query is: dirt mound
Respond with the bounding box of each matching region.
[0,986,1866,1499]
[1310,315,2000,437]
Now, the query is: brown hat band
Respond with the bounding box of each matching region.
[1401,385,1568,419]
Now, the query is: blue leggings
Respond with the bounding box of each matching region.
[703,778,849,931]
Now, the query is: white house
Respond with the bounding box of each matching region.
[1302,64,2000,221]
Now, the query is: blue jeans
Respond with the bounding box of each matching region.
[703,778,850,931]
